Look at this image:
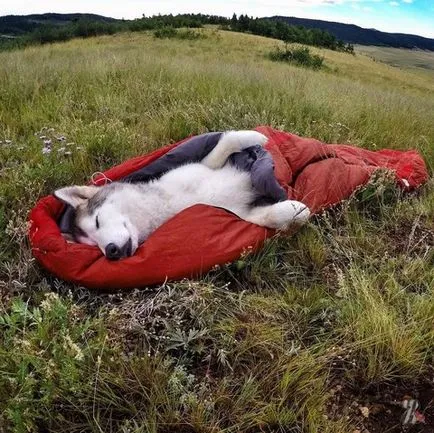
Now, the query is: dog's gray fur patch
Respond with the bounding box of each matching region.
[86,183,123,214]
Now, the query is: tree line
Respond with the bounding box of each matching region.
[228,14,354,53]
[0,13,354,54]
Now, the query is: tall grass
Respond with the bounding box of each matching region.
[0,29,433,432]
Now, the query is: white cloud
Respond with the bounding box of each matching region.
[264,0,384,4]
[351,3,375,12]
[389,1,399,5]
[402,0,413,3]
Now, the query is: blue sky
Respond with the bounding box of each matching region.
[1,0,433,38]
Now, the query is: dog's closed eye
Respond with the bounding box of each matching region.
[96,215,100,229]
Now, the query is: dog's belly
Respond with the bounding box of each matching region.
[159,163,256,216]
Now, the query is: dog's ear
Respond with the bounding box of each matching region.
[54,185,99,209]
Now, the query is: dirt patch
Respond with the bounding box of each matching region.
[386,217,434,259]
[326,379,434,433]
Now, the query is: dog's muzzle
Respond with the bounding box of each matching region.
[105,238,133,260]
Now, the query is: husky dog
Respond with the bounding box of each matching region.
[54,131,310,260]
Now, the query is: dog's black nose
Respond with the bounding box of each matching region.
[105,239,133,260]
[105,243,121,260]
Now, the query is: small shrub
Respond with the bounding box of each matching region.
[353,169,402,219]
[269,45,324,70]
[153,27,206,40]
[176,29,206,40]
[153,26,177,39]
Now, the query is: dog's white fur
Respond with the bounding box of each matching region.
[55,131,310,258]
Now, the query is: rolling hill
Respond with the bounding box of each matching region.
[271,16,434,51]
[0,13,117,36]
[1,13,434,52]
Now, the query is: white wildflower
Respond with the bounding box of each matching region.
[40,292,59,311]
[64,334,84,361]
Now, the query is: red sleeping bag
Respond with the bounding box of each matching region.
[28,126,429,289]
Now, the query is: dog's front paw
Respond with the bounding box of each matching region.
[226,130,268,152]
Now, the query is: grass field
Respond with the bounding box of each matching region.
[0,29,433,433]
[355,44,434,71]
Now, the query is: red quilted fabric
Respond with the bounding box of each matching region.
[28,127,429,289]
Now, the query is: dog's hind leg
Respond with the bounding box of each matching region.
[241,201,310,230]
[202,130,268,169]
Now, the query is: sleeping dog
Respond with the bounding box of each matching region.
[54,131,310,260]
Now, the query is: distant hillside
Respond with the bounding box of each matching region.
[0,13,118,36]
[1,13,350,53]
[271,16,434,51]
[2,12,434,53]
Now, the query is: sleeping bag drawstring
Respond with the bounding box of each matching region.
[91,172,112,186]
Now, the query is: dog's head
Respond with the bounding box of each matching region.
[54,185,139,260]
